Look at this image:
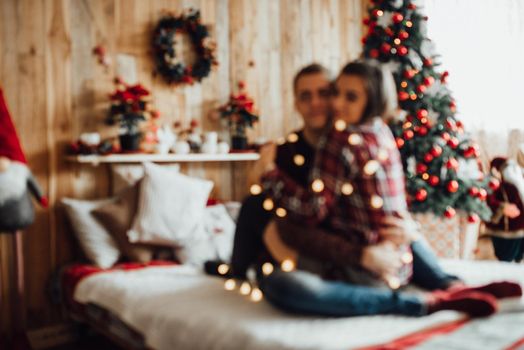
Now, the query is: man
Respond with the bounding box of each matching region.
[230,63,332,278]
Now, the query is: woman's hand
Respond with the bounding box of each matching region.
[503,203,521,218]
[378,211,421,246]
[360,241,403,282]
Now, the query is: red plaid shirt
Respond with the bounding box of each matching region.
[263,118,407,246]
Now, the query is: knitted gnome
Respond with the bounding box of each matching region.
[0,88,48,232]
[485,157,524,262]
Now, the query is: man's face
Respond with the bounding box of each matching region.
[294,73,331,131]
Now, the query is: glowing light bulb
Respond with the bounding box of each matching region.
[277,137,286,145]
[287,133,299,143]
[281,259,296,272]
[240,281,252,295]
[293,154,305,166]
[400,81,408,88]
[262,262,274,275]
[341,183,354,195]
[371,195,384,209]
[224,279,236,291]
[250,184,262,195]
[364,160,380,175]
[394,38,401,45]
[335,119,347,131]
[263,198,274,211]
[402,252,413,264]
[377,149,388,162]
[275,207,287,217]
[218,264,230,275]
[250,288,263,302]
[388,276,401,290]
[348,133,362,145]
[311,179,325,192]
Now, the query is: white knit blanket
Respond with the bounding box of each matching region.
[74,260,524,350]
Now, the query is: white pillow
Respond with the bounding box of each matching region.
[128,162,214,246]
[175,204,236,265]
[111,164,181,194]
[61,198,120,268]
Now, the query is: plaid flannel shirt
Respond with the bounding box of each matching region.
[262,118,412,285]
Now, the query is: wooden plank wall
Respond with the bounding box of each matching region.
[0,0,367,333]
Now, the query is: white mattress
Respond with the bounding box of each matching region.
[74,260,524,350]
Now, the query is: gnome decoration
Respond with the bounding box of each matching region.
[485,157,524,262]
[0,88,48,233]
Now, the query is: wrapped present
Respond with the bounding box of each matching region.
[412,212,479,259]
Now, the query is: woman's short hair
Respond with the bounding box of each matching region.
[338,60,398,123]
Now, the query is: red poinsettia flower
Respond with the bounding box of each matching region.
[127,84,150,98]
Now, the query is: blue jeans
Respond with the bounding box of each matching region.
[259,240,459,317]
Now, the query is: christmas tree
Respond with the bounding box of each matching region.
[361,0,498,222]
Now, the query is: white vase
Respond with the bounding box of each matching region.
[173,141,190,154]
[217,141,230,154]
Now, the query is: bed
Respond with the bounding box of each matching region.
[60,259,524,350]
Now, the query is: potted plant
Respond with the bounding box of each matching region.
[106,79,155,152]
[219,82,259,150]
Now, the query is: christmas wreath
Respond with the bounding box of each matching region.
[152,9,217,85]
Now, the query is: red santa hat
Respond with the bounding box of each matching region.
[0,87,27,164]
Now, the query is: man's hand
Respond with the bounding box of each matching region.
[248,142,277,186]
[360,241,403,282]
[378,211,421,246]
[503,203,521,219]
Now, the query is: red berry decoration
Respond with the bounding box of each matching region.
[398,30,409,40]
[469,187,479,196]
[392,12,404,24]
[423,58,433,66]
[444,206,456,218]
[403,70,416,79]
[424,153,434,163]
[478,188,488,200]
[489,178,500,190]
[372,9,382,17]
[447,137,459,149]
[381,43,392,54]
[396,137,405,148]
[415,188,428,201]
[417,109,428,119]
[430,145,442,157]
[398,91,409,101]
[370,49,379,58]
[416,163,428,174]
[397,46,408,56]
[428,175,440,186]
[447,180,459,193]
[467,213,479,223]
[423,76,435,86]
[403,130,414,139]
[363,17,371,25]
[446,157,459,170]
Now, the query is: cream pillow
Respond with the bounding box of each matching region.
[128,162,214,246]
[111,164,180,194]
[62,197,120,268]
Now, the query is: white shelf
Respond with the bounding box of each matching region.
[67,152,260,165]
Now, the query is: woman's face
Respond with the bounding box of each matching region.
[331,74,368,125]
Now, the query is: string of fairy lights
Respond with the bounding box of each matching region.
[218,124,418,299]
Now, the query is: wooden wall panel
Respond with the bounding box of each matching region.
[0,0,367,334]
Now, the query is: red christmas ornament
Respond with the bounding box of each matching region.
[464,145,479,158]
[444,206,456,218]
[398,30,409,40]
[361,36,368,44]
[370,49,379,58]
[478,188,488,200]
[406,114,414,122]
[417,109,428,119]
[398,91,409,101]
[447,137,459,149]
[381,43,392,54]
[392,12,404,24]
[416,163,428,174]
[449,101,457,112]
[408,3,417,9]
[489,178,500,190]
[428,175,440,186]
[441,71,449,83]
[431,145,442,157]
[441,132,450,141]
[384,27,394,37]
[403,129,414,140]
[447,180,459,193]
[423,58,433,66]
[371,9,382,18]
[397,46,408,56]
[403,70,416,79]
[467,213,479,223]
[415,188,428,201]
[446,157,459,170]
[469,187,479,196]
[424,153,434,163]
[418,126,428,136]
[363,17,371,25]
[396,137,405,148]
[423,76,435,86]
[416,85,427,93]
